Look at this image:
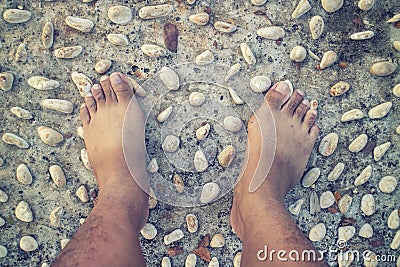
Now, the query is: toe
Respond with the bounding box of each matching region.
[303,109,318,130]
[265,82,291,110]
[79,103,90,126]
[282,89,304,115]
[309,124,320,139]
[100,76,117,103]
[84,92,97,114]
[91,84,105,104]
[110,72,134,102]
[294,99,310,121]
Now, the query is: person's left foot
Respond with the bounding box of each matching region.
[80,72,149,230]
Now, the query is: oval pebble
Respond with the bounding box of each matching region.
[95,60,112,74]
[49,165,67,187]
[147,158,159,173]
[16,164,32,185]
[218,145,236,168]
[71,71,92,97]
[0,245,7,258]
[354,165,372,186]
[0,189,8,203]
[3,9,31,23]
[229,88,244,105]
[240,43,256,65]
[173,173,184,193]
[49,207,63,227]
[390,231,400,249]
[338,194,352,214]
[350,30,374,40]
[15,201,33,222]
[189,92,205,106]
[233,252,242,267]
[140,223,157,240]
[195,50,214,65]
[225,63,241,82]
[359,223,373,238]
[393,84,400,97]
[321,0,343,12]
[0,72,14,91]
[157,107,173,123]
[186,214,198,233]
[10,107,33,120]
[15,43,27,63]
[309,16,324,40]
[38,126,63,146]
[327,162,345,181]
[162,135,180,153]
[28,76,59,90]
[164,229,184,245]
[127,77,146,97]
[373,142,390,161]
[368,102,392,119]
[139,4,173,19]
[160,67,180,91]
[107,34,129,46]
[361,194,375,216]
[348,133,368,153]
[320,51,337,70]
[309,223,326,242]
[189,13,209,26]
[161,257,171,267]
[320,191,335,209]
[20,236,38,252]
[196,123,210,140]
[302,167,321,187]
[319,133,338,156]
[257,26,285,40]
[378,176,397,193]
[81,148,92,171]
[41,99,73,114]
[338,226,356,241]
[394,41,400,52]
[214,21,237,33]
[370,61,397,77]
[200,182,220,204]
[290,46,307,62]
[341,109,365,122]
[185,253,197,267]
[76,185,89,203]
[194,150,208,172]
[388,209,400,230]
[210,234,225,248]
[108,5,132,24]
[208,257,219,267]
[251,0,267,5]
[330,81,350,96]
[42,22,54,49]
[54,46,83,59]
[2,133,29,149]
[224,116,243,132]
[141,44,167,58]
[358,0,375,11]
[65,16,94,32]
[250,76,271,93]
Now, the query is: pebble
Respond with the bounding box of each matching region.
[65,16,94,32]
[251,0,267,5]
[141,44,167,58]
[394,41,400,52]
[41,99,73,114]
[164,23,178,53]
[42,22,54,49]
[301,167,321,187]
[309,16,324,40]
[208,257,219,267]
[161,257,171,267]
[71,71,92,97]
[370,61,397,76]
[361,194,375,216]
[186,214,198,233]
[233,252,242,267]
[162,135,180,153]
[2,133,29,149]
[196,50,214,65]
[76,185,89,203]
[164,229,184,245]
[292,0,312,19]
[359,223,373,238]
[330,81,350,96]
[338,194,352,214]
[3,9,31,23]
[378,176,397,193]
[194,150,208,172]
[0,217,4,227]
[364,251,378,267]
[358,0,375,11]
[338,251,355,267]
[225,63,241,81]
[0,245,7,258]
[290,46,307,62]
[147,158,159,173]
[388,209,400,229]
[350,31,374,40]
[349,133,368,153]
[368,102,392,119]
[210,234,225,248]
[173,173,184,193]
[387,14,400,23]
[139,4,173,19]
[0,189,8,203]
[16,164,32,185]
[200,182,220,204]
[10,107,33,120]
[250,76,271,93]
[354,165,372,186]
[308,49,321,61]
[214,21,237,33]
[15,43,27,63]
[321,0,343,12]
[187,0,197,4]
[288,198,304,215]
[60,239,70,249]
[189,13,209,26]
[257,26,285,40]
[310,191,321,215]
[341,109,365,122]
[140,223,157,240]
[107,5,132,24]
[320,51,337,70]
[390,230,400,249]
[338,226,356,241]
[81,148,92,171]
[95,60,112,74]
[223,116,243,132]
[373,142,391,161]
[229,88,244,105]
[218,145,236,168]
[327,162,345,181]
[15,201,33,222]
[185,253,197,267]
[0,72,14,91]
[107,34,129,46]
[319,133,338,156]
[196,123,211,140]
[38,126,63,146]
[189,92,205,106]
[127,77,147,97]
[149,188,157,209]
[320,191,335,209]
[240,43,257,65]
[54,46,83,59]
[309,223,326,242]
[28,76,59,90]
[0,157,3,167]
[49,165,67,187]
[160,67,180,91]
[393,84,400,97]
[397,126,400,135]
[20,236,38,252]
[49,207,63,227]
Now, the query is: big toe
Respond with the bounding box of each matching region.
[265,82,291,110]
[110,72,134,102]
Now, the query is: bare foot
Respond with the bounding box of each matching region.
[80,72,149,231]
[231,81,320,240]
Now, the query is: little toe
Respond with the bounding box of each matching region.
[282,89,304,115]
[109,72,134,102]
[100,76,117,103]
[303,109,318,131]
[294,99,310,121]
[265,82,291,110]
[84,93,97,114]
[79,103,90,126]
[91,84,105,104]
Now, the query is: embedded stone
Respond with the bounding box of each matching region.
[319,133,338,156]
[108,5,132,24]
[2,133,29,149]
[373,142,391,161]
[10,107,33,119]
[309,223,326,242]
[359,223,373,238]
[140,223,157,240]
[223,116,243,132]
[378,176,397,194]
[160,67,180,91]
[0,72,14,91]
[16,164,32,185]
[20,236,38,252]
[301,167,321,187]
[65,16,94,32]
[354,165,372,186]
[54,46,83,59]
[200,182,220,203]
[162,135,180,153]
[38,126,63,146]
[49,165,67,187]
[164,229,184,245]
[349,134,368,153]
[327,162,345,181]
[250,76,272,93]
[15,201,33,222]
[3,9,31,23]
[368,102,392,119]
[338,226,356,241]
[76,185,89,203]
[361,194,375,216]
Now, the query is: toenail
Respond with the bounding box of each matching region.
[296,89,304,96]
[85,92,93,97]
[302,99,310,106]
[92,84,100,90]
[100,76,108,82]
[275,82,289,94]
[110,73,122,84]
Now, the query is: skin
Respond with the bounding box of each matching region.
[53,73,327,266]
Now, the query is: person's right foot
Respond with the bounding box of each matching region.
[230,81,320,239]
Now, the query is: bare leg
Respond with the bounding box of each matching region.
[52,73,148,267]
[231,82,327,266]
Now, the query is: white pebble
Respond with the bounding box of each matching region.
[76,185,89,203]
[354,165,372,186]
[301,167,321,187]
[15,201,33,222]
[157,107,173,123]
[229,88,244,105]
[309,16,324,40]
[292,0,312,19]
[208,257,219,267]
[71,71,92,97]
[28,76,59,90]
[320,191,335,209]
[20,236,38,252]
[185,253,197,267]
[140,223,157,240]
[225,63,241,81]
[214,21,237,33]
[0,245,7,258]
[0,189,8,203]
[289,198,304,215]
[164,229,184,245]
[349,134,368,153]
[160,67,180,91]
[251,0,267,5]
[161,257,171,267]
[107,34,129,46]
[0,72,14,91]
[388,209,400,230]
[370,62,397,77]
[15,43,27,63]
[359,223,373,238]
[338,194,352,214]
[257,26,285,40]
[194,150,208,172]
[42,22,54,49]
[54,46,83,59]
[162,135,180,153]
[81,148,92,171]
[186,214,198,233]
[250,76,271,93]
[378,176,397,194]
[189,92,206,106]
[240,43,256,65]
[141,44,167,58]
[319,133,338,156]
[390,230,400,249]
[290,46,307,62]
[189,13,209,26]
[60,239,70,249]
[210,234,225,248]
[195,50,214,65]
[65,16,94,32]
[16,164,32,185]
[41,99,73,114]
[95,60,112,74]
[2,133,29,149]
[327,162,345,181]
[361,194,375,216]
[358,0,375,11]
[49,165,67,187]
[108,5,132,24]
[3,9,31,23]
[196,123,210,141]
[218,145,236,168]
[393,84,400,97]
[223,116,243,132]
[10,107,33,119]
[350,31,374,40]
[200,182,220,204]
[147,158,159,173]
[320,51,337,70]
[373,142,391,161]
[49,207,63,228]
[38,126,63,146]
[309,223,326,242]
[338,226,356,241]
[341,109,365,122]
[139,4,173,19]
[321,0,343,12]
